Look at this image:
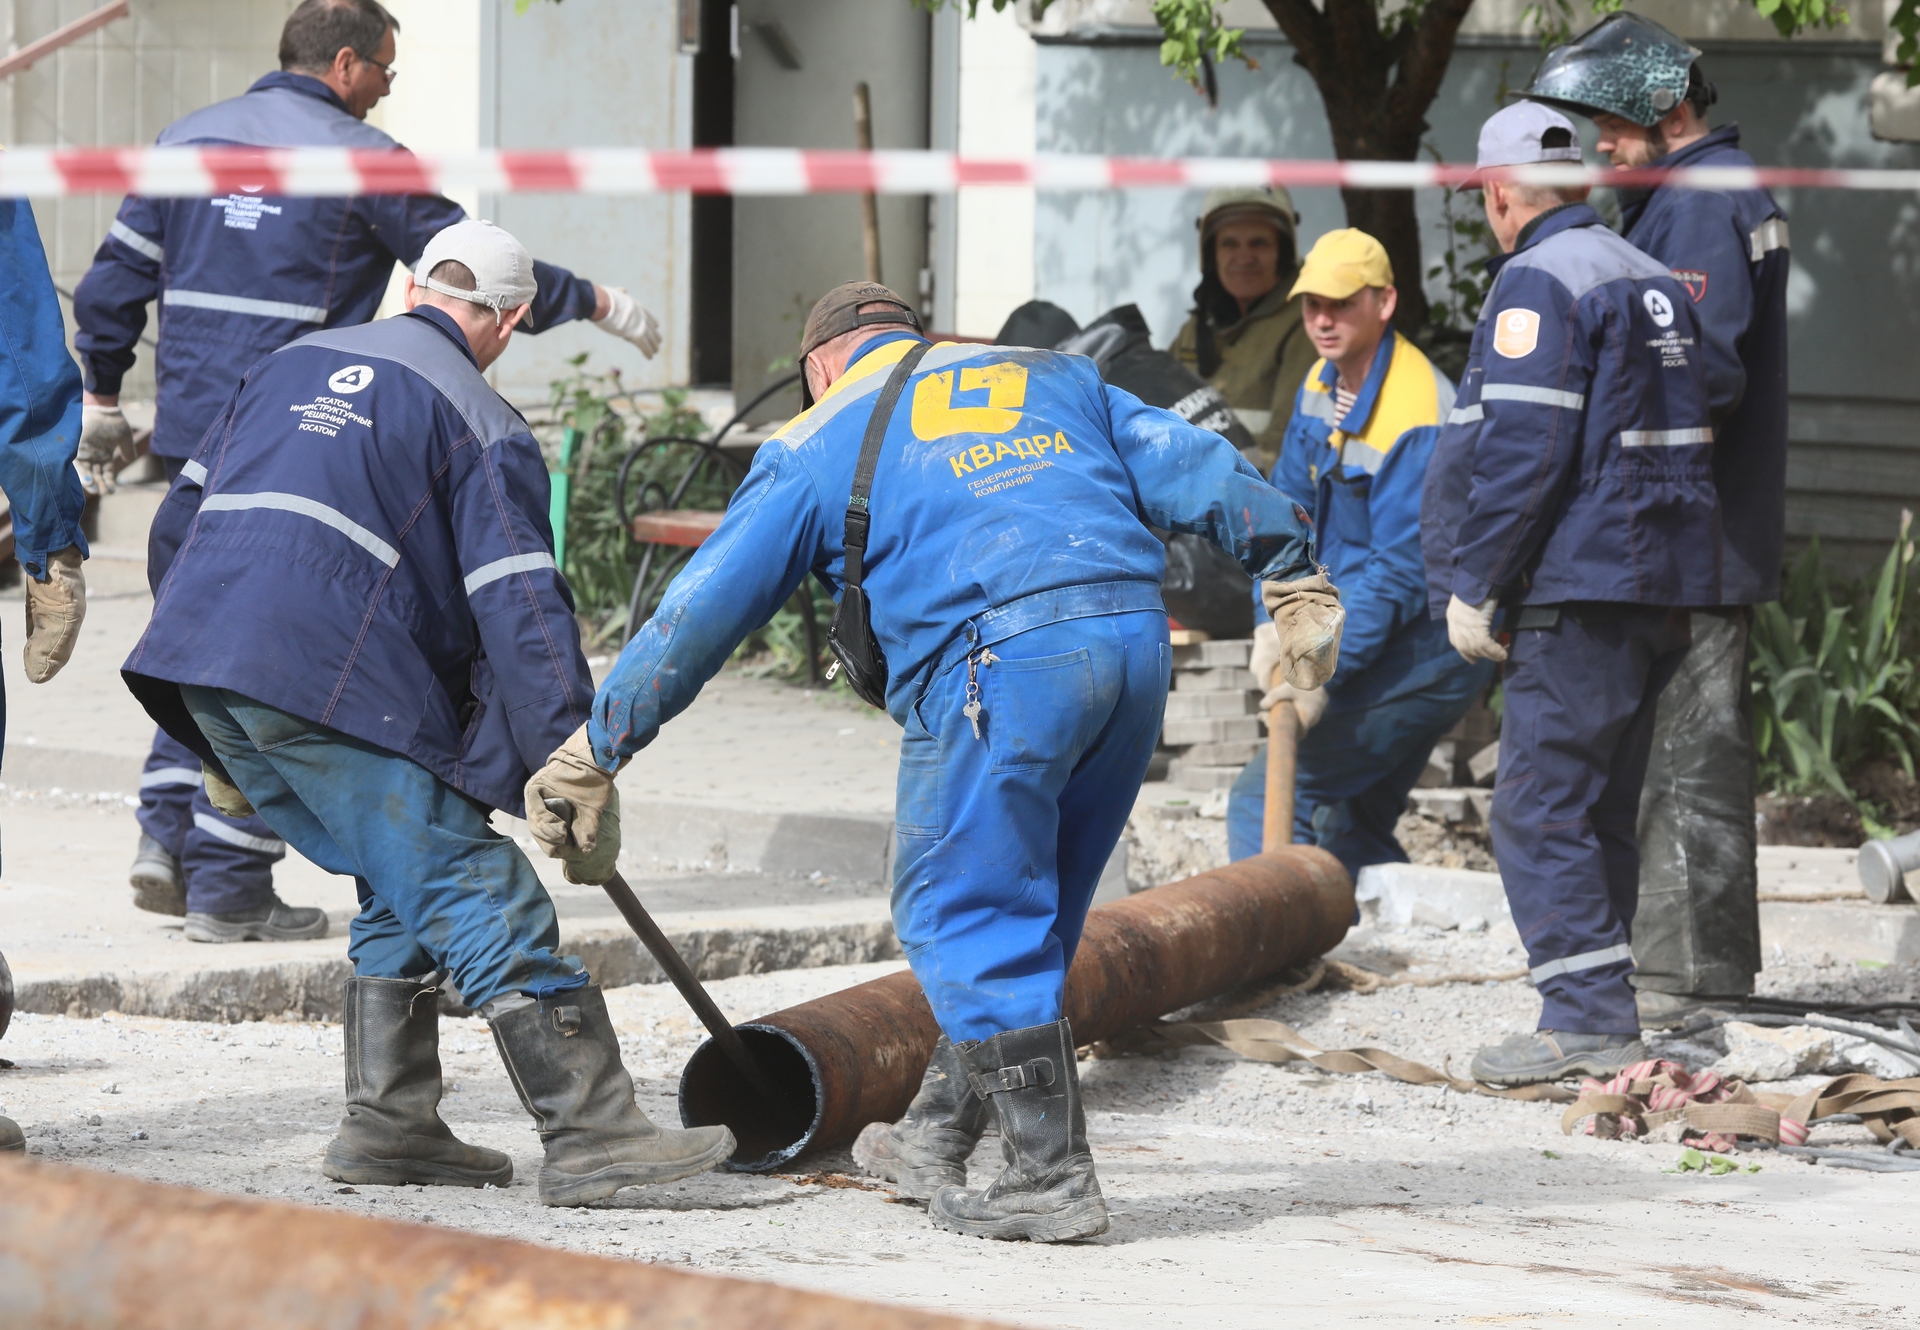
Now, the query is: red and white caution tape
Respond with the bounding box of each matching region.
[1,147,1915,196]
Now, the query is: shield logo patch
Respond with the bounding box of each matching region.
[1673,269,1708,302]
[1492,308,1540,359]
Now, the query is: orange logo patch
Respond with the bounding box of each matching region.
[1492,308,1540,359]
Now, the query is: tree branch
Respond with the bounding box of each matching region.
[1384,0,1477,137]
[1259,0,1330,82]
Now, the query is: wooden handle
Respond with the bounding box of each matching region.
[1262,699,1298,854]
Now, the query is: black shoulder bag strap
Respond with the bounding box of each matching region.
[825,340,934,707]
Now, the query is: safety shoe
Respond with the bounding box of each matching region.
[0,1115,22,1153]
[322,977,511,1189]
[929,1018,1109,1243]
[184,898,329,943]
[1470,1030,1649,1086]
[129,834,186,917]
[1635,989,1745,1030]
[490,983,735,1207]
[853,1036,991,1200]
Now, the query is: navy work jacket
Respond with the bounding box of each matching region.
[1421,204,1721,613]
[123,306,593,816]
[589,333,1319,768]
[0,199,87,580]
[72,72,597,459]
[1619,125,1789,605]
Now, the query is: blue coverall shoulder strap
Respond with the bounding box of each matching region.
[292,310,529,449]
[157,72,398,149]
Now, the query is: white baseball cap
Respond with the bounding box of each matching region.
[1462,101,1585,189]
[415,219,538,324]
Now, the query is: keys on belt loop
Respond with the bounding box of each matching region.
[962,644,999,740]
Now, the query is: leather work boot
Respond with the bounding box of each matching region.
[1470,1031,1649,1086]
[129,834,186,917]
[322,977,511,1188]
[184,896,329,943]
[0,1116,23,1153]
[928,1018,1109,1243]
[852,1036,991,1200]
[1635,989,1745,1031]
[491,984,736,1207]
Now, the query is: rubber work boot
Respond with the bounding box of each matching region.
[852,1036,991,1199]
[0,1116,22,1153]
[490,984,736,1207]
[129,834,186,917]
[1635,989,1745,1031]
[322,977,511,1188]
[929,1018,1109,1243]
[184,896,329,943]
[1470,1031,1649,1086]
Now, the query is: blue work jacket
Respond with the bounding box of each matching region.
[0,199,87,580]
[1421,204,1721,614]
[72,72,597,459]
[123,306,592,816]
[589,333,1319,768]
[1263,332,1467,706]
[1619,125,1789,605]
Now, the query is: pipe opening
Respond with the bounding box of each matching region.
[677,1023,820,1172]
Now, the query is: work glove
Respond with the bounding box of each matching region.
[1260,680,1329,733]
[78,405,134,496]
[1446,593,1508,664]
[1259,571,1345,690]
[22,546,85,683]
[593,287,663,359]
[203,764,256,818]
[524,725,623,885]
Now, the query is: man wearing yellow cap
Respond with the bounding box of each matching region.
[1229,230,1493,874]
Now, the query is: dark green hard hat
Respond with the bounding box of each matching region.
[1522,12,1703,128]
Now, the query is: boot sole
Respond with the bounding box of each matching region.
[850,1127,965,1201]
[1474,1052,1643,1086]
[322,1146,511,1189]
[184,915,330,943]
[929,1195,1110,1244]
[538,1131,738,1207]
[130,873,186,917]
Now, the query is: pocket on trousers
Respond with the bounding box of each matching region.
[984,647,1096,774]
[894,717,943,839]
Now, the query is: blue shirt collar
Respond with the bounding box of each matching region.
[1485,201,1602,278]
[845,329,928,372]
[1316,328,1401,436]
[1650,123,1743,170]
[404,305,480,369]
[249,70,352,117]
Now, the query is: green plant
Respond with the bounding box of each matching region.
[1750,511,1920,827]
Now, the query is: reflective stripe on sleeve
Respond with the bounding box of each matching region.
[1620,428,1713,448]
[1447,403,1483,425]
[181,458,208,485]
[191,811,286,855]
[1480,384,1586,410]
[1750,217,1790,261]
[1234,407,1274,434]
[1529,941,1635,985]
[464,552,557,594]
[109,220,164,262]
[140,766,203,790]
[163,289,328,323]
[200,492,399,567]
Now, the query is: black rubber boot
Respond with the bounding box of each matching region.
[321,977,511,1188]
[928,1018,1109,1243]
[0,1116,23,1153]
[852,1036,991,1199]
[491,984,736,1207]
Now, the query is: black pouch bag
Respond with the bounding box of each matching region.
[826,341,933,708]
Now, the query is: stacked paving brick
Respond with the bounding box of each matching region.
[1161,638,1262,790]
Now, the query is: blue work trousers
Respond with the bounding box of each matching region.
[891,610,1169,1043]
[136,728,285,914]
[1225,660,1492,875]
[180,686,586,1010]
[1494,605,1691,1035]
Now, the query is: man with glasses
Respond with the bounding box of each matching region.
[73,0,665,945]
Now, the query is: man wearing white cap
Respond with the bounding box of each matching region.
[122,220,735,1206]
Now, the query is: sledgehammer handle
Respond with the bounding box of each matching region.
[1262,699,1298,854]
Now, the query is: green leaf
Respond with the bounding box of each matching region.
[1858,959,1890,970]
[1676,1147,1707,1172]
[1542,1149,1561,1159]
[1707,1155,1738,1175]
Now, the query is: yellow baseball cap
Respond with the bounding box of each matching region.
[1288,229,1394,300]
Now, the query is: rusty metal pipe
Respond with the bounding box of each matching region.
[0,1157,1008,1330]
[679,847,1354,1171]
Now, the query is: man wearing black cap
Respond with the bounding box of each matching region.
[525,279,1342,1241]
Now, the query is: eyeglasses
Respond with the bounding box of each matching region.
[359,54,396,83]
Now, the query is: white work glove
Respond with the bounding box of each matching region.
[524,725,623,885]
[593,286,663,359]
[78,405,134,496]
[1445,593,1508,663]
[1259,571,1345,690]
[1260,680,1329,732]
[22,545,85,683]
[1248,621,1282,693]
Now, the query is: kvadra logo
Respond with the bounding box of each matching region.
[1642,290,1675,328]
[328,364,376,394]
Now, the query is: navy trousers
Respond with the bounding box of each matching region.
[1494,605,1691,1035]
[136,728,285,914]
[891,610,1168,1043]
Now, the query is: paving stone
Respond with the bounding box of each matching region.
[1160,715,1263,746]
[1166,759,1245,791]
[1163,690,1257,719]
[1174,668,1255,692]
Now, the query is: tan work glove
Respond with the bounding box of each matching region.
[78,405,133,495]
[1445,593,1508,664]
[203,764,256,818]
[23,546,85,683]
[1260,680,1329,732]
[1259,571,1344,690]
[524,725,622,885]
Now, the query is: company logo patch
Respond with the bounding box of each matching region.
[1642,289,1676,328]
[328,364,376,394]
[1491,308,1540,359]
[911,362,1027,439]
[1673,269,1708,302]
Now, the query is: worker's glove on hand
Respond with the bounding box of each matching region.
[78,405,133,496]
[525,725,623,886]
[1445,593,1508,664]
[1259,571,1344,689]
[593,287,663,359]
[1247,621,1282,693]
[202,764,256,818]
[22,546,85,683]
[1260,680,1329,733]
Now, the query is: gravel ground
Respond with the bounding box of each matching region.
[6,924,1920,1325]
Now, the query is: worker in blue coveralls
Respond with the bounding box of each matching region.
[1523,13,1789,1027]
[0,197,94,1156]
[1225,229,1492,873]
[121,220,734,1207]
[72,0,663,945]
[521,280,1345,1243]
[1422,103,1721,1086]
